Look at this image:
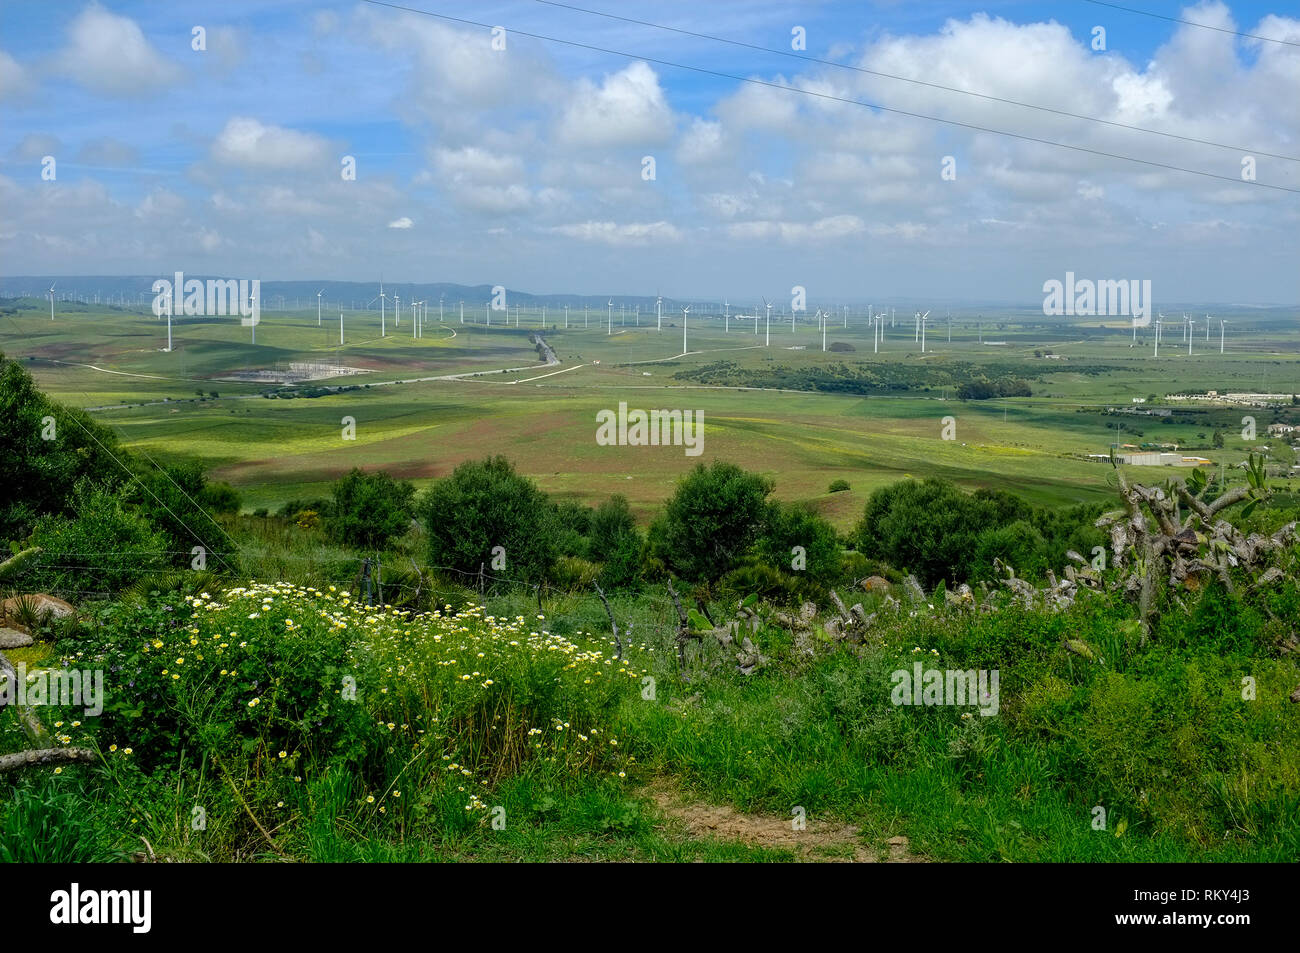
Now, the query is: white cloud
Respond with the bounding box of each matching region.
[556,62,674,147]
[388,217,413,229]
[726,215,865,242]
[211,117,330,169]
[550,220,681,245]
[53,3,182,97]
[0,50,31,101]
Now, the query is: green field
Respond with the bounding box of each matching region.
[2,297,1296,525]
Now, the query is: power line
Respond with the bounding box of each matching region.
[1080,0,1300,47]
[533,0,1299,162]
[358,0,1300,193]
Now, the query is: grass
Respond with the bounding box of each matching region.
[2,299,1296,528]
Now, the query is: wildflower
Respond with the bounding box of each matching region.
[109,744,117,752]
[123,748,132,755]
[248,698,261,707]
[366,795,375,804]
[54,767,63,775]
[278,750,287,759]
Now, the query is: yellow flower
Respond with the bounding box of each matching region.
[366,795,375,804]
[278,750,287,759]
[123,748,133,755]
[109,744,117,752]
[54,767,63,775]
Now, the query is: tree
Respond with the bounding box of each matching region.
[1212,430,1225,449]
[855,478,1014,587]
[327,468,415,550]
[28,483,168,594]
[122,462,232,569]
[648,462,773,583]
[418,456,556,583]
[757,501,842,581]
[0,353,125,543]
[588,495,644,590]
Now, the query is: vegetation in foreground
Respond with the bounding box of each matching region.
[2,353,1299,862]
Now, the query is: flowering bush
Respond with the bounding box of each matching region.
[73,582,646,818]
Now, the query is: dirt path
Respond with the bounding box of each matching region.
[645,783,919,863]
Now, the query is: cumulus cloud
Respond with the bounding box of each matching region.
[388,217,413,229]
[211,117,331,169]
[556,62,675,147]
[53,3,182,97]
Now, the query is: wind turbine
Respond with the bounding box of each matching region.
[1219,318,1226,354]
[393,292,400,328]
[724,298,729,333]
[681,305,691,354]
[656,296,662,332]
[340,305,345,345]
[763,297,772,346]
[607,299,614,335]
[379,284,387,337]
[1188,317,1194,355]
[162,286,173,351]
[439,293,445,322]
[919,310,930,353]
[1154,316,1161,358]
[565,304,570,328]
[316,289,324,326]
[47,283,56,321]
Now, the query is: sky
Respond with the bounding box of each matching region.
[0,0,1297,305]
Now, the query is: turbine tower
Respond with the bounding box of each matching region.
[681,305,691,354]
[317,289,324,327]
[379,284,387,337]
[48,283,56,321]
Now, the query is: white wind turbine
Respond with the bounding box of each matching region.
[607,299,614,335]
[1218,318,1226,354]
[317,289,324,327]
[379,284,387,337]
[724,298,729,333]
[763,297,772,346]
[565,304,570,328]
[161,286,174,351]
[919,310,931,353]
[656,296,662,332]
[1154,315,1161,358]
[681,305,691,354]
[48,283,56,321]
[393,292,400,328]
[1188,317,1194,356]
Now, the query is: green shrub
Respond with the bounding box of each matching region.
[327,468,415,551]
[418,456,557,584]
[649,461,773,584]
[26,483,168,594]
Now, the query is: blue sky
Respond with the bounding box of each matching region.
[1,1,1297,304]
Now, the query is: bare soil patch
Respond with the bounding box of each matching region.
[646,782,919,862]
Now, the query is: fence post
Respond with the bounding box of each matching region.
[360,557,372,605]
